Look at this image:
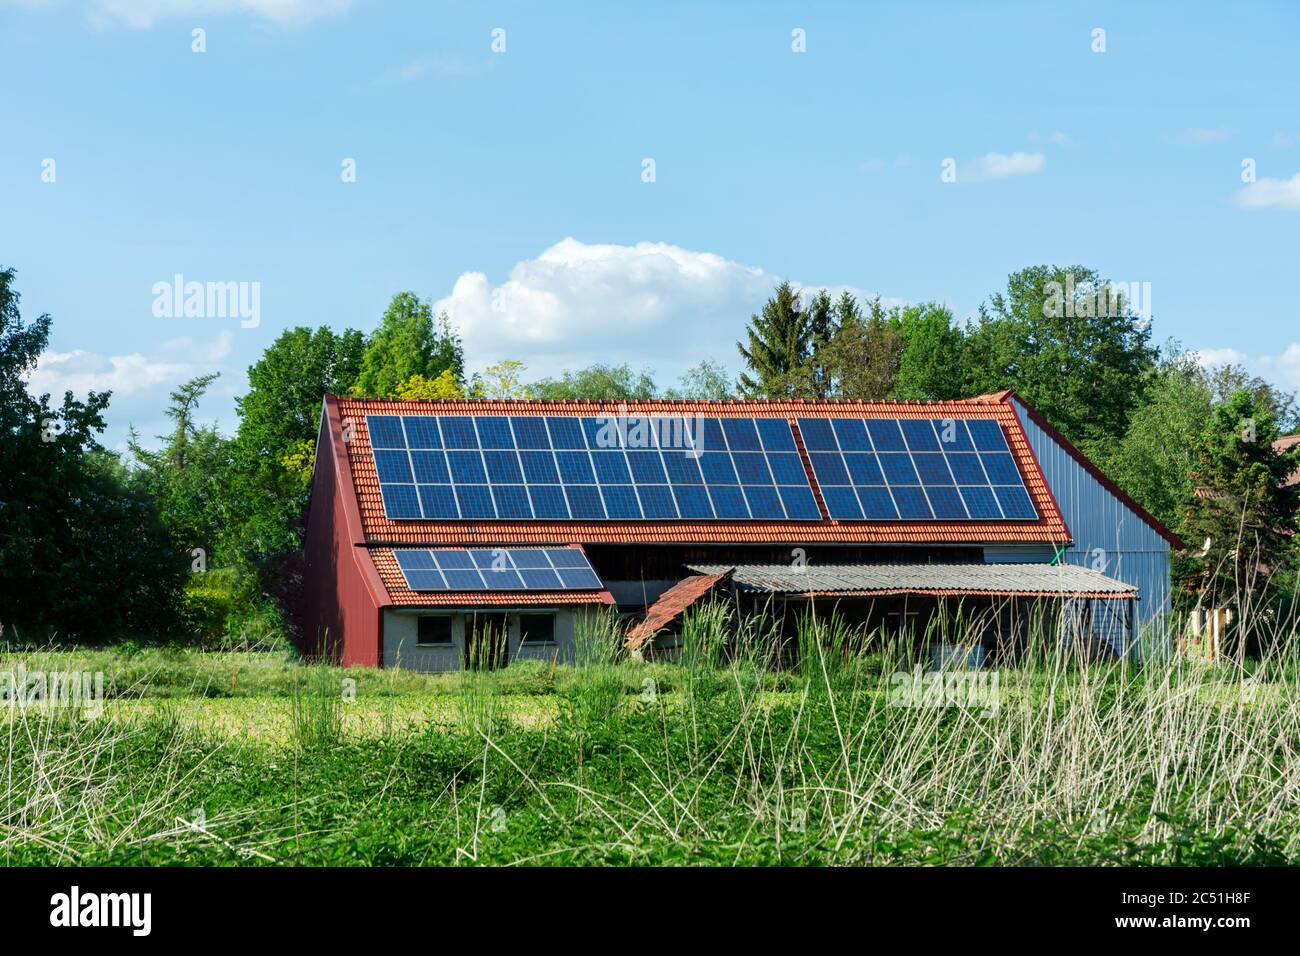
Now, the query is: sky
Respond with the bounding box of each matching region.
[3,0,1299,450]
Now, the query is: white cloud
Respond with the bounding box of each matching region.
[1173,126,1232,146]
[1195,343,1300,392]
[384,55,479,83]
[1029,131,1073,147]
[1235,173,1300,211]
[26,331,238,449]
[1256,343,1300,390]
[962,152,1045,182]
[3,0,353,29]
[1192,347,1247,369]
[432,238,897,381]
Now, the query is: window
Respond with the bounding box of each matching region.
[519,613,556,645]
[417,615,453,646]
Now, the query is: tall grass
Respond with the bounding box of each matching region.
[289,661,343,750]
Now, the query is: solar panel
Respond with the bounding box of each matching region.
[367,413,1037,524]
[796,417,1037,521]
[367,415,822,521]
[392,547,604,591]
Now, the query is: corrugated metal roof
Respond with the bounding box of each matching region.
[335,396,1071,546]
[687,561,1138,599]
[370,547,616,607]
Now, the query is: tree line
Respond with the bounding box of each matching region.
[1,261,1296,644]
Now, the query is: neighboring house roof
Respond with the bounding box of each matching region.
[975,390,1185,550]
[330,395,1072,546]
[624,570,732,651]
[687,562,1138,600]
[1275,434,1300,487]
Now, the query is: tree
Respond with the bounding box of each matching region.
[395,369,466,400]
[531,363,657,401]
[891,303,966,400]
[663,359,735,400]
[128,374,235,562]
[229,326,365,559]
[1181,390,1300,615]
[818,295,903,399]
[1101,350,1213,536]
[804,289,838,399]
[0,267,185,639]
[351,293,464,398]
[965,265,1158,459]
[469,360,532,399]
[737,281,813,397]
[1203,362,1297,432]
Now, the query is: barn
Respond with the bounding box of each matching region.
[299,391,1182,671]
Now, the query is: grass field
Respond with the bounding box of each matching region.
[4,615,1300,866]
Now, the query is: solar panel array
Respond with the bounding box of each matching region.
[393,547,604,591]
[796,417,1038,520]
[367,414,823,521]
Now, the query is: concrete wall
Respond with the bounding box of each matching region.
[1010,397,1173,654]
[382,608,586,672]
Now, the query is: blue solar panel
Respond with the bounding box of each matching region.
[778,485,822,519]
[441,417,478,449]
[476,416,514,449]
[856,486,899,519]
[831,418,872,451]
[374,450,413,483]
[392,547,604,592]
[994,485,1038,519]
[529,485,569,519]
[418,485,459,519]
[796,417,1037,522]
[369,416,406,449]
[900,419,940,451]
[411,451,450,484]
[369,416,915,528]
[755,418,797,452]
[404,417,442,449]
[967,419,1010,451]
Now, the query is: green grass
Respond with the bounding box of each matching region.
[3,626,1299,866]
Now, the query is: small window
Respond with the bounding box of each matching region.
[519,613,556,645]
[417,616,453,646]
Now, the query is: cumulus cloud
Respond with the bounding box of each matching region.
[27,330,238,449]
[1235,173,1300,211]
[962,152,1045,182]
[1192,347,1248,368]
[431,238,894,380]
[1195,343,1300,392]
[3,0,352,28]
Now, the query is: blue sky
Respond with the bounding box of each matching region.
[3,0,1299,449]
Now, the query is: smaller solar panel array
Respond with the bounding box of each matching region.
[797,417,1038,521]
[393,547,603,592]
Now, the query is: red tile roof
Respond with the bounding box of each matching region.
[333,396,1072,546]
[624,570,733,651]
[1275,434,1300,487]
[370,547,616,607]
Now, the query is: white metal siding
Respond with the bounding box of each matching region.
[1010,398,1173,654]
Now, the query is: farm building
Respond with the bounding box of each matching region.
[299,391,1183,671]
